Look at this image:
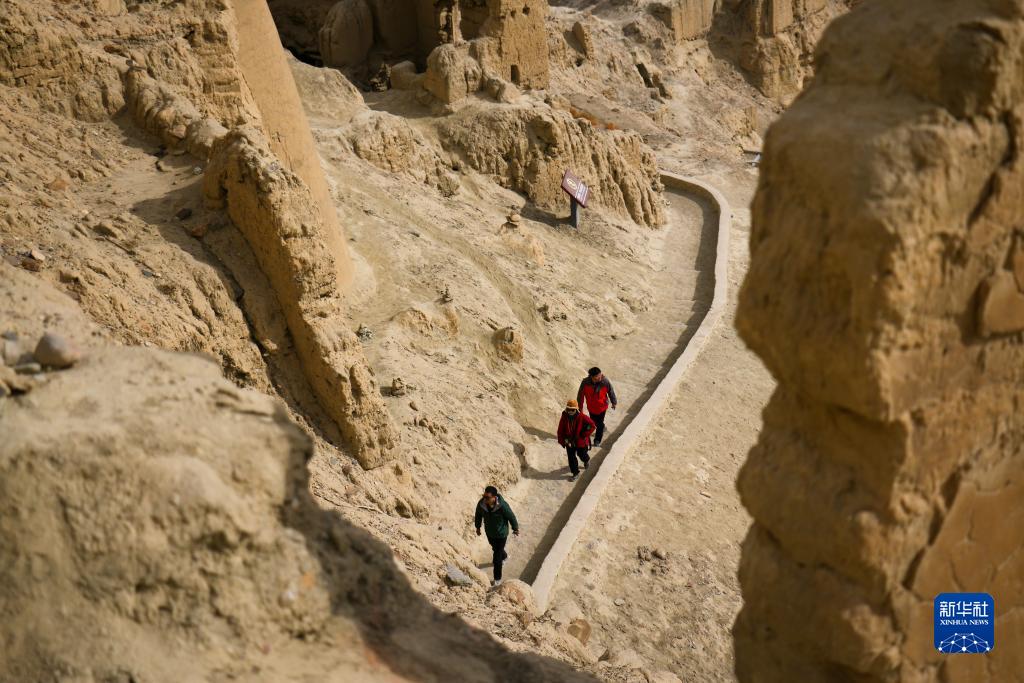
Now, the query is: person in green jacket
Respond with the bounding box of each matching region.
[474,485,520,586]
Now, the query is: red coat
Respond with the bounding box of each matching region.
[578,377,617,415]
[557,411,596,448]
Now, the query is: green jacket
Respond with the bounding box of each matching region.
[475,495,519,539]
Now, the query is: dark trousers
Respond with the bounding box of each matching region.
[566,445,590,475]
[591,410,607,444]
[487,535,508,581]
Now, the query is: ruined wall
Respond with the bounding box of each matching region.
[651,0,718,42]
[474,0,550,88]
[735,1,1024,680]
[303,0,549,92]
[204,129,398,469]
[233,0,354,292]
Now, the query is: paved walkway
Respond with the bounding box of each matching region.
[476,187,717,581]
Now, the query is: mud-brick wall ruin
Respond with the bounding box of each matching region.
[275,0,548,94]
[735,1,1024,681]
[651,0,840,98]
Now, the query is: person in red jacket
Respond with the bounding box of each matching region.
[557,399,596,482]
[577,366,617,446]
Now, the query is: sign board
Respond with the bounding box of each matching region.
[560,170,589,207]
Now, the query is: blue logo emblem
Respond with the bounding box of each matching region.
[934,593,994,654]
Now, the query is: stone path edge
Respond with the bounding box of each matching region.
[529,173,733,612]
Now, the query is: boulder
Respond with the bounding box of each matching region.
[423,44,482,105]
[33,332,81,369]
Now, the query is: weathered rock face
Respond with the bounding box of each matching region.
[320,0,375,68]
[204,129,399,469]
[0,349,332,680]
[735,1,1024,680]
[441,104,664,226]
[276,0,549,96]
[709,0,847,98]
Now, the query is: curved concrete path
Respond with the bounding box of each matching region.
[528,173,732,612]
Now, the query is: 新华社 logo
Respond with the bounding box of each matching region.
[934,593,994,654]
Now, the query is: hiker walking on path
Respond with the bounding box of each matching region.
[557,399,596,482]
[474,485,519,586]
[577,366,617,446]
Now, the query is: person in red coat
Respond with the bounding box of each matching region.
[577,366,617,446]
[557,399,596,482]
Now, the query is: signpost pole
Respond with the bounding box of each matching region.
[561,169,587,230]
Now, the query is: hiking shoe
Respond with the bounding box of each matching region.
[569,473,579,482]
[502,550,508,561]
[593,439,602,447]
[492,579,503,587]
[583,459,590,469]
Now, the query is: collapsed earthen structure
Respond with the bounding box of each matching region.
[1,0,396,467]
[736,0,1024,680]
[272,0,549,99]
[649,0,846,97]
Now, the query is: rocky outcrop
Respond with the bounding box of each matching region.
[204,129,398,469]
[0,347,594,682]
[0,349,332,680]
[233,0,355,292]
[650,0,717,42]
[441,104,664,226]
[275,0,549,97]
[735,1,1024,680]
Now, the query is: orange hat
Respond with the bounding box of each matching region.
[566,399,579,409]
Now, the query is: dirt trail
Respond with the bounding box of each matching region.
[548,173,775,680]
[482,187,716,581]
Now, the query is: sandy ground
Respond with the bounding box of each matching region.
[547,169,775,681]
[489,187,714,582]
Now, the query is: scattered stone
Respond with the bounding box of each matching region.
[19,256,42,272]
[155,159,168,172]
[187,222,208,239]
[390,60,419,90]
[441,286,453,303]
[409,400,419,411]
[192,166,203,175]
[175,207,193,220]
[14,362,42,375]
[29,249,46,262]
[444,563,474,587]
[699,490,712,498]
[538,303,567,322]
[390,377,408,396]
[493,326,524,362]
[59,269,81,284]
[2,337,26,366]
[356,324,373,340]
[613,597,626,606]
[278,586,298,606]
[0,365,35,394]
[92,220,121,239]
[567,618,592,645]
[34,332,81,369]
